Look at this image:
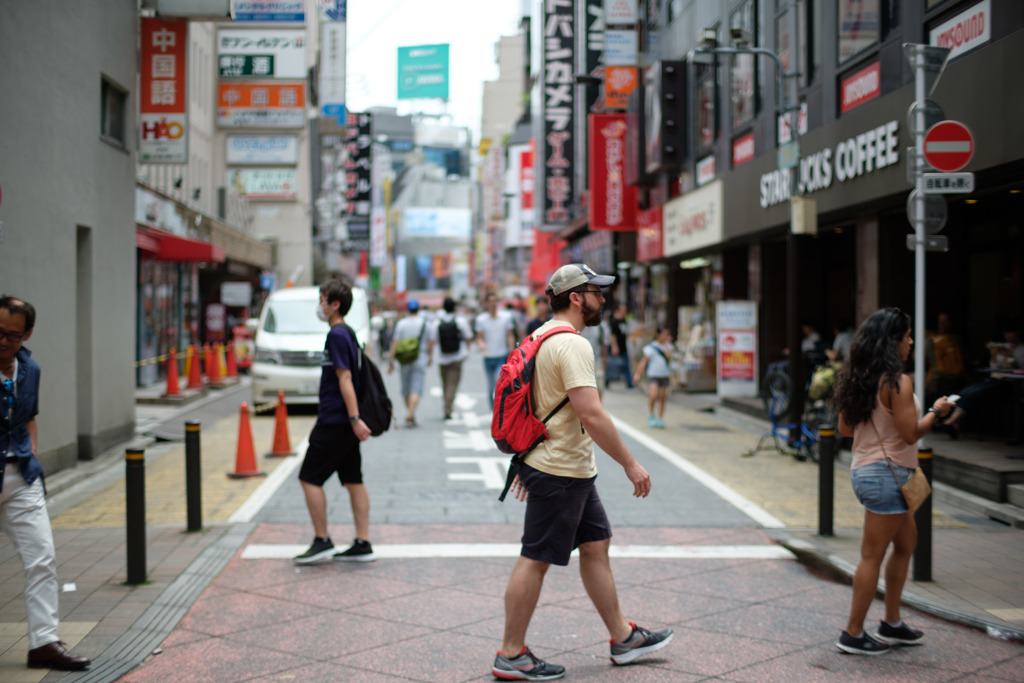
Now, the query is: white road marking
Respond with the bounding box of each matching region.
[462,411,482,428]
[610,416,786,529]
[241,543,795,560]
[227,432,310,524]
[429,387,443,397]
[446,456,509,489]
[454,393,477,410]
[443,429,497,452]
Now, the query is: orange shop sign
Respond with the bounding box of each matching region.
[604,66,638,110]
[217,82,306,128]
[140,18,188,163]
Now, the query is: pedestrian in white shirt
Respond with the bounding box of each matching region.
[475,292,516,410]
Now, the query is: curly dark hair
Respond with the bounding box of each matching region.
[830,308,910,427]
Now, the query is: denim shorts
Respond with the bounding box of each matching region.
[850,460,914,515]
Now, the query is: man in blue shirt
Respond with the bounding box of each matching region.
[293,281,374,564]
[0,296,91,670]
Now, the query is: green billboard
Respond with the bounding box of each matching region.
[397,44,450,100]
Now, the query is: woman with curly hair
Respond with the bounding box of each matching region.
[831,308,953,655]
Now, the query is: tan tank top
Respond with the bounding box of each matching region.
[851,384,920,471]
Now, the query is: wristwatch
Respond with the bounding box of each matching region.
[348,414,361,423]
[927,407,939,416]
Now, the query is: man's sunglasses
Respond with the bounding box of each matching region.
[0,328,26,343]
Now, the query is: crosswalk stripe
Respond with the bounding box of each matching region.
[240,543,795,560]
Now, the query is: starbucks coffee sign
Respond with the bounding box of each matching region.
[759,120,900,208]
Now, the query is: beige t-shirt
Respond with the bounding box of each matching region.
[522,320,598,479]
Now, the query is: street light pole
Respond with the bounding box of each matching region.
[913,48,928,442]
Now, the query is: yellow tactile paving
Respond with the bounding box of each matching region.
[51,413,315,530]
[0,622,96,683]
[604,391,967,530]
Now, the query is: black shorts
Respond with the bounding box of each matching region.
[519,463,612,566]
[298,422,362,487]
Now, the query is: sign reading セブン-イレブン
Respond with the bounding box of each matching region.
[397,45,449,100]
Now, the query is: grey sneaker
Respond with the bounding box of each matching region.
[492,647,565,681]
[837,630,892,655]
[333,538,376,562]
[875,620,924,645]
[293,537,335,565]
[609,623,674,664]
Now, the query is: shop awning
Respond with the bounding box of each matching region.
[136,226,226,263]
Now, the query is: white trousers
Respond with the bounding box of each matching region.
[0,462,59,649]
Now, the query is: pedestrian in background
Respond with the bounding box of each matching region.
[579,315,609,399]
[524,299,551,337]
[294,281,375,565]
[633,327,674,428]
[429,297,473,420]
[389,300,429,427]
[832,308,953,655]
[476,292,516,409]
[606,303,634,390]
[0,296,91,671]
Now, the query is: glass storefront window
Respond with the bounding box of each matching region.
[838,0,879,63]
[697,72,716,149]
[731,1,756,129]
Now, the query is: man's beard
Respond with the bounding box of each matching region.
[581,299,603,327]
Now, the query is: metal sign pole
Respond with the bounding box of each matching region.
[913,49,928,444]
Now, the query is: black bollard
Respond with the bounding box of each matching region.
[913,447,933,582]
[125,447,147,585]
[818,428,836,537]
[185,421,202,532]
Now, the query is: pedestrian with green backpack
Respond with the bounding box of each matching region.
[388,299,429,427]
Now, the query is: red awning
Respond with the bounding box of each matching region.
[136,226,225,263]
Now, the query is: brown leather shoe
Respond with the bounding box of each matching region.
[27,641,91,670]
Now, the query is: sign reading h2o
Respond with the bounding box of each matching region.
[397,44,449,100]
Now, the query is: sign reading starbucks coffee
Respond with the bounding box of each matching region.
[760,120,900,208]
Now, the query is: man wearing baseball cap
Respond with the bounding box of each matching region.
[492,264,673,681]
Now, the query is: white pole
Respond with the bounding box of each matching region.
[914,48,927,444]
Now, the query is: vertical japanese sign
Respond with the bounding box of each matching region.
[140,19,188,164]
[345,111,372,250]
[541,0,575,228]
[520,144,535,212]
[370,151,389,268]
[319,1,346,123]
[583,0,605,112]
[588,113,636,230]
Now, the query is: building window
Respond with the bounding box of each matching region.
[100,78,127,146]
[838,0,880,63]
[731,1,756,129]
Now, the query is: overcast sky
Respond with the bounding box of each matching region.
[345,0,523,142]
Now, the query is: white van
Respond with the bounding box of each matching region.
[250,286,370,404]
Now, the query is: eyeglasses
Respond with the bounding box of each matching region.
[0,328,25,343]
[578,287,604,295]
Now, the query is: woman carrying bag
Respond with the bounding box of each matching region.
[831,308,954,655]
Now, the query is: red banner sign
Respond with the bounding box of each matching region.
[732,132,755,168]
[520,144,535,210]
[636,206,663,262]
[140,18,188,163]
[588,114,637,231]
[840,62,881,114]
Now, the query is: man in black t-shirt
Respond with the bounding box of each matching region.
[524,299,551,337]
[294,280,375,565]
[606,303,634,389]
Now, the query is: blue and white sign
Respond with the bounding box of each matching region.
[319,21,346,122]
[604,29,637,66]
[319,0,346,21]
[232,0,305,22]
[226,135,299,164]
[403,207,472,238]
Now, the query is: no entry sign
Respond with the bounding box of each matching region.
[924,120,975,172]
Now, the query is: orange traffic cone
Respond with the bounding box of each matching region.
[225,341,238,377]
[186,345,203,389]
[164,348,181,396]
[227,402,265,478]
[207,343,223,386]
[217,343,227,378]
[266,391,295,457]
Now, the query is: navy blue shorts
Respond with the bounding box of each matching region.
[519,463,612,566]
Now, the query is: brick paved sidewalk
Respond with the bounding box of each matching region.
[119,523,1024,683]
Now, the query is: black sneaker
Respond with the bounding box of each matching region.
[876,620,924,645]
[293,537,334,565]
[334,538,376,562]
[837,630,892,655]
[492,647,565,681]
[609,622,674,665]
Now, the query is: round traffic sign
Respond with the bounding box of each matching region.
[906,190,947,234]
[924,120,974,172]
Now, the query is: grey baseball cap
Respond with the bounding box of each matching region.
[547,263,616,296]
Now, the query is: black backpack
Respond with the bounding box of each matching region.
[343,325,393,436]
[438,317,462,354]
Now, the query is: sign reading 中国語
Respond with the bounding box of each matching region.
[140,18,188,164]
[541,0,575,227]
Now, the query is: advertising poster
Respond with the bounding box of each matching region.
[226,135,298,164]
[140,18,188,164]
[397,44,450,100]
[217,82,305,127]
[716,301,758,398]
[540,0,575,227]
[217,29,306,79]
[605,66,637,110]
[588,113,636,230]
[227,169,298,200]
[636,206,662,262]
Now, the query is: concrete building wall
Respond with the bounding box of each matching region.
[481,35,525,145]
[0,0,138,469]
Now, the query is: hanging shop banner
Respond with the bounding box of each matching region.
[716,300,758,398]
[605,66,637,110]
[583,0,605,113]
[397,44,450,100]
[663,179,723,257]
[227,169,298,200]
[345,111,373,218]
[319,21,346,121]
[370,206,386,267]
[732,133,755,167]
[217,82,305,127]
[541,0,575,227]
[226,135,298,164]
[520,144,535,211]
[636,206,662,262]
[217,29,306,79]
[589,114,637,231]
[231,0,305,22]
[604,0,637,25]
[604,29,637,66]
[140,18,188,164]
[930,0,990,60]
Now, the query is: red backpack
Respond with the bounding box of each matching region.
[491,326,577,501]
